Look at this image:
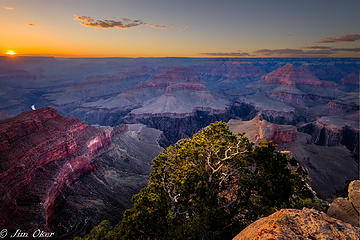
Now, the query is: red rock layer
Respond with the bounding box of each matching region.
[0,107,113,231]
[262,64,336,87]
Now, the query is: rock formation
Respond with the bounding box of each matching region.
[228,116,359,200]
[299,118,359,155]
[233,208,360,240]
[228,115,297,145]
[0,108,164,239]
[328,180,360,227]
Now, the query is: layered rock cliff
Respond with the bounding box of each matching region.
[299,118,359,155]
[0,108,164,239]
[228,115,297,145]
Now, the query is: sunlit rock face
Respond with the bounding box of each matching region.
[0,108,163,239]
[327,180,360,227]
[233,208,360,240]
[228,115,298,145]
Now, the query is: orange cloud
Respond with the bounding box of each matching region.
[3,6,14,10]
[28,24,35,27]
[145,23,166,29]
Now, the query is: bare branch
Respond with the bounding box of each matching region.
[173,208,188,218]
[218,196,238,209]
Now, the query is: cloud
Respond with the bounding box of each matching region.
[74,14,167,30]
[171,25,189,32]
[316,33,360,43]
[254,48,332,56]
[145,23,166,29]
[253,47,360,56]
[332,48,360,52]
[202,47,360,57]
[304,46,360,52]
[3,6,14,10]
[27,24,35,27]
[303,46,332,50]
[74,14,145,29]
[200,51,250,57]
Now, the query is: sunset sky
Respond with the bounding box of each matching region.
[1,0,359,57]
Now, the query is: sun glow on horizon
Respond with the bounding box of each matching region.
[5,50,16,55]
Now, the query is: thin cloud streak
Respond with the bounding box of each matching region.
[145,23,166,29]
[254,48,332,56]
[253,47,360,56]
[3,6,14,10]
[303,46,332,50]
[200,52,250,57]
[316,33,360,43]
[333,48,360,52]
[200,47,360,57]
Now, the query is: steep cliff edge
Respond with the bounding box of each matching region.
[0,108,164,239]
[233,208,360,240]
[299,117,359,155]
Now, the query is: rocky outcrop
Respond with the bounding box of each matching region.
[327,180,360,227]
[233,208,360,240]
[229,116,358,200]
[349,181,360,213]
[228,115,297,146]
[0,108,164,239]
[327,100,359,113]
[299,119,359,154]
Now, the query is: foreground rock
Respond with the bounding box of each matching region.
[328,180,360,227]
[0,108,163,239]
[233,208,360,240]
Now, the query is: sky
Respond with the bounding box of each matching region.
[0,0,359,57]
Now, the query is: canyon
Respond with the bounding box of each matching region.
[0,57,358,238]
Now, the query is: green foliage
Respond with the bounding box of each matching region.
[74,220,113,240]
[80,121,323,240]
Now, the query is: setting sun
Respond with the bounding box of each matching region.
[5,50,16,55]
